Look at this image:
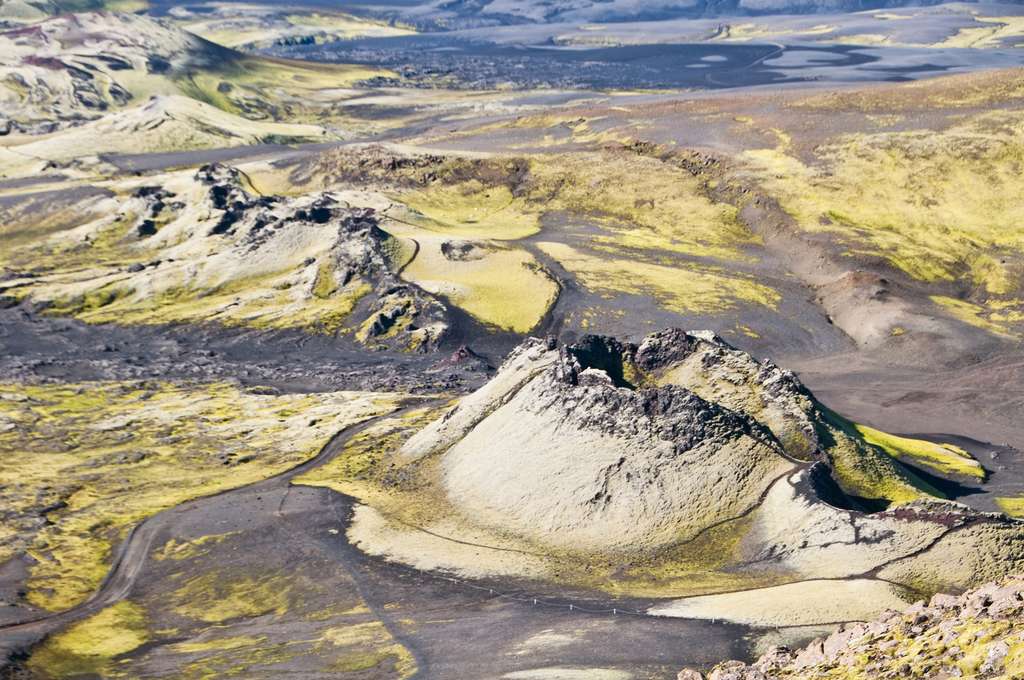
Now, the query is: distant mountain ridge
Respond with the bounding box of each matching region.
[7,0,1023,31]
[375,0,1024,28]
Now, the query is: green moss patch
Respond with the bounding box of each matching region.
[0,381,400,611]
[28,601,148,678]
[820,409,944,505]
[996,496,1024,519]
[855,424,986,480]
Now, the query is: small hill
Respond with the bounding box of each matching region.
[1,163,448,351]
[404,328,955,537]
[0,11,216,131]
[408,334,798,551]
[687,574,1024,679]
[0,94,333,178]
[0,11,387,135]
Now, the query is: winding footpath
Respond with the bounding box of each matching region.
[0,398,441,652]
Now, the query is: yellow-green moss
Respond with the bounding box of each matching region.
[400,241,558,332]
[170,635,265,654]
[821,409,944,505]
[752,607,1024,679]
[538,241,779,313]
[53,266,372,337]
[396,150,757,263]
[996,496,1024,519]
[173,572,291,623]
[312,260,339,299]
[600,514,790,598]
[28,601,148,678]
[529,152,756,262]
[174,55,393,126]
[401,182,541,240]
[154,532,237,561]
[160,583,417,676]
[296,403,447,490]
[855,424,986,480]
[932,295,1020,337]
[0,381,400,611]
[744,110,1024,331]
[178,640,304,679]
[382,235,418,272]
[934,15,1024,49]
[319,622,417,677]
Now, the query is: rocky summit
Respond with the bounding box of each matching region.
[416,332,796,551]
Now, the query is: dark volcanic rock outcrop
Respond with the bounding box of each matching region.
[400,332,792,550]
[191,163,449,351]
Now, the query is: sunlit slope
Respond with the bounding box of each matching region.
[0,11,391,135]
[743,107,1024,335]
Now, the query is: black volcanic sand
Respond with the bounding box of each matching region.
[788,353,1024,514]
[270,36,1022,91]
[0,304,495,394]
[273,37,802,90]
[115,485,752,678]
[519,214,852,361]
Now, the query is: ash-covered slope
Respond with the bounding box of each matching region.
[687,575,1024,679]
[404,328,939,537]
[406,334,797,551]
